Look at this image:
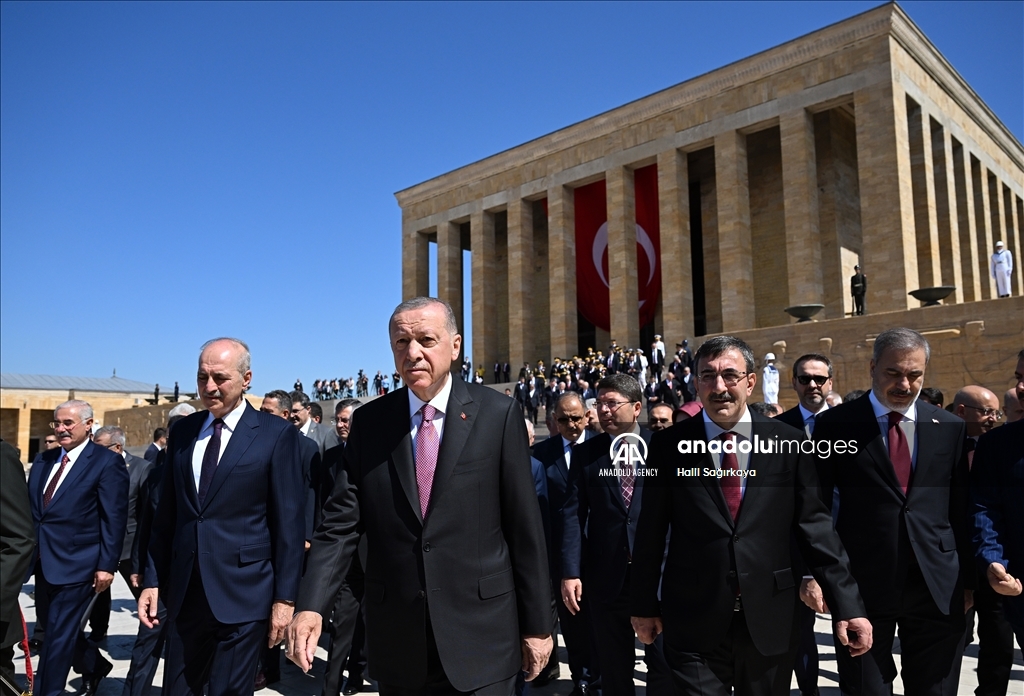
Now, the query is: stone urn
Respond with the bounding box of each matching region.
[909,286,956,307]
[784,304,825,322]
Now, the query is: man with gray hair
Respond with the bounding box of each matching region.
[812,327,972,695]
[28,399,129,695]
[87,426,151,642]
[139,338,305,695]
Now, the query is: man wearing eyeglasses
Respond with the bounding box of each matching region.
[28,400,129,696]
[562,374,671,695]
[290,390,336,456]
[777,355,834,696]
[952,386,1014,696]
[631,336,870,696]
[531,392,598,694]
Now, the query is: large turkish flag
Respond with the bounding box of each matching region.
[574,164,661,333]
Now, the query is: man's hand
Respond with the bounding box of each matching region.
[521,634,553,682]
[964,589,974,613]
[799,577,829,613]
[93,571,114,594]
[835,617,873,657]
[130,573,140,589]
[285,610,322,673]
[138,588,160,628]
[631,616,663,645]
[987,562,1023,596]
[561,578,583,615]
[268,601,294,647]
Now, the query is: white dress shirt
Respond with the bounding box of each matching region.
[408,374,454,456]
[44,437,90,496]
[191,399,248,491]
[798,403,828,437]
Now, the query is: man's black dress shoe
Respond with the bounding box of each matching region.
[342,674,365,695]
[81,662,112,695]
[87,630,107,643]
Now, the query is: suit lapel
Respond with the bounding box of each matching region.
[391,390,421,523]
[45,441,97,511]
[429,379,480,515]
[34,450,60,514]
[201,404,258,509]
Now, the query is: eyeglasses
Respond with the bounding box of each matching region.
[49,420,85,431]
[331,418,351,425]
[556,415,585,424]
[594,400,634,412]
[796,375,830,386]
[697,371,749,386]
[961,405,1004,420]
[44,439,57,445]
[650,417,672,424]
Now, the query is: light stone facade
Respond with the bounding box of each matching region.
[396,5,1024,393]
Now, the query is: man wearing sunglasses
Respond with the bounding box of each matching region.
[531,392,597,694]
[778,355,834,437]
[777,355,834,696]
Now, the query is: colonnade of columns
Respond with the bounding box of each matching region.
[402,81,1023,375]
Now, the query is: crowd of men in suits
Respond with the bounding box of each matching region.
[1,307,1021,696]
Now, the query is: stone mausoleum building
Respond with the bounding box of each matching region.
[396,3,1023,402]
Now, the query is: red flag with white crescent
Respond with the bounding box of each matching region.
[574,165,661,333]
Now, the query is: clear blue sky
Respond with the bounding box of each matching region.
[2,1,1021,395]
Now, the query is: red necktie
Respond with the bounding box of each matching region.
[416,405,440,518]
[42,454,70,508]
[719,432,742,521]
[887,411,912,493]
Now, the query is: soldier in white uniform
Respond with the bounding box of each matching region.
[762,351,780,404]
[991,240,1014,298]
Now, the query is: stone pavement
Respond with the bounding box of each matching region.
[13,572,1021,695]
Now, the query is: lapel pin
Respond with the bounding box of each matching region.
[461,412,467,420]
[932,418,939,423]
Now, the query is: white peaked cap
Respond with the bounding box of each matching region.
[765,352,776,361]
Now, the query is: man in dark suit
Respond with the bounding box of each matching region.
[678,366,697,404]
[144,428,166,464]
[811,328,971,696]
[504,361,512,383]
[1,439,34,687]
[318,398,369,696]
[287,297,553,695]
[29,400,129,696]
[775,354,833,696]
[656,373,680,411]
[531,392,597,694]
[970,349,1024,648]
[631,336,871,696]
[139,338,305,695]
[290,390,336,456]
[122,404,196,696]
[563,374,671,695]
[87,426,151,641]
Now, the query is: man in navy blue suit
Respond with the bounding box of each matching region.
[530,391,597,694]
[971,349,1024,645]
[139,338,305,695]
[28,399,129,696]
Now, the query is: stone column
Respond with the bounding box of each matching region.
[548,185,577,361]
[989,174,1006,296]
[402,212,429,300]
[931,122,963,302]
[658,149,693,343]
[854,81,918,312]
[714,130,755,330]
[471,210,497,377]
[907,102,941,291]
[436,220,464,360]
[607,166,639,347]
[507,195,535,369]
[780,109,823,312]
[975,164,996,300]
[1004,185,1022,296]
[952,140,981,302]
